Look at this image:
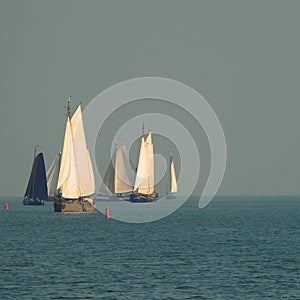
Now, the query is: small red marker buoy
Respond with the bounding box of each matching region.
[5,202,8,211]
[105,207,110,219]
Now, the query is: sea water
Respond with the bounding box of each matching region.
[0,196,299,299]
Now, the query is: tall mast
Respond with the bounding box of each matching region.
[142,120,145,137]
[67,96,71,118]
[34,144,40,159]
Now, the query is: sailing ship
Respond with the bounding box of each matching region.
[130,130,158,203]
[98,144,133,200]
[23,146,48,205]
[53,97,96,213]
[166,154,178,199]
[46,152,61,201]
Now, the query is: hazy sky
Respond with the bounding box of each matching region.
[0,0,299,196]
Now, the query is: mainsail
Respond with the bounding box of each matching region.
[134,132,155,194]
[170,156,178,194]
[56,104,95,199]
[102,145,133,195]
[25,153,48,200]
[70,105,95,196]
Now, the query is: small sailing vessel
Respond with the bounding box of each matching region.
[98,144,133,200]
[23,146,48,205]
[46,152,61,201]
[130,130,158,203]
[53,97,96,213]
[166,154,178,199]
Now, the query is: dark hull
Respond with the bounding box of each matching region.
[54,197,95,213]
[129,193,158,203]
[23,198,45,206]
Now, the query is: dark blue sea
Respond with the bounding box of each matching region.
[0,196,299,299]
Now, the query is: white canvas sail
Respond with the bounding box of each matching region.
[100,145,133,195]
[134,137,148,193]
[145,132,154,194]
[114,145,133,194]
[70,105,95,196]
[170,159,178,193]
[101,160,115,196]
[56,104,95,199]
[46,153,61,196]
[134,132,155,194]
[57,118,81,199]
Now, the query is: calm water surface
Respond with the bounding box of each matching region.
[0,196,299,299]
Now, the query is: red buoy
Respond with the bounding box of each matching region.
[5,202,8,211]
[105,207,110,219]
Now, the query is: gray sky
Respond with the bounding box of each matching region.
[0,0,299,196]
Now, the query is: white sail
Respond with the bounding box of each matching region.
[70,105,95,196]
[100,145,133,195]
[114,145,133,194]
[170,158,178,193]
[56,104,95,199]
[85,149,96,194]
[57,118,81,198]
[134,137,148,192]
[134,132,155,194]
[101,160,115,195]
[145,132,154,194]
[46,153,61,196]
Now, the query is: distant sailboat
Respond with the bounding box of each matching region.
[46,152,61,201]
[130,129,158,203]
[99,144,133,200]
[166,154,177,199]
[53,97,95,213]
[23,146,48,205]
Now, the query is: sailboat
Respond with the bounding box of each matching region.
[98,144,133,200]
[166,154,178,199]
[129,130,158,203]
[46,152,61,201]
[23,146,48,205]
[53,97,96,213]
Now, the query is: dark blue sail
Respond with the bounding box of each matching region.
[24,153,48,205]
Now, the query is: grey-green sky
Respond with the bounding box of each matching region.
[0,0,299,197]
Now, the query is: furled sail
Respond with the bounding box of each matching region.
[25,153,48,200]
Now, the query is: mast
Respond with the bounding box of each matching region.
[67,96,71,118]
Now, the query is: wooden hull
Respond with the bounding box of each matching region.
[54,197,95,213]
